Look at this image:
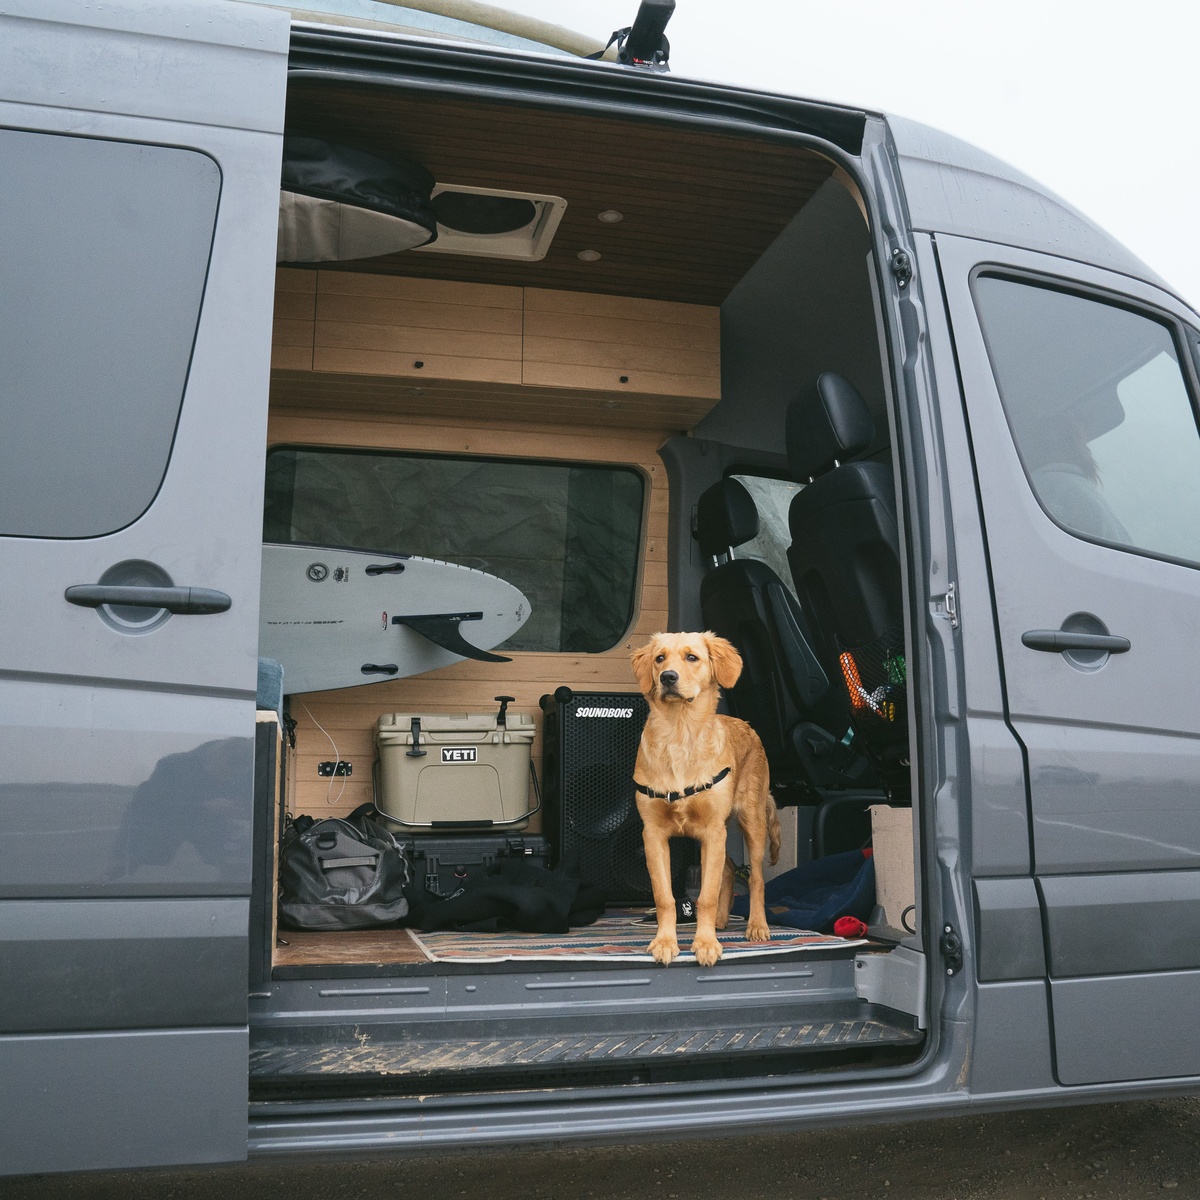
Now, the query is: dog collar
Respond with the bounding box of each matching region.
[633,765,731,802]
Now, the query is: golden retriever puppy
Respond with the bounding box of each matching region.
[631,631,780,966]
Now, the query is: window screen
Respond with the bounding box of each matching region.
[264,448,645,653]
[974,275,1200,565]
[0,130,220,538]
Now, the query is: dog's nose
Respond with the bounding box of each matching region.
[659,670,679,687]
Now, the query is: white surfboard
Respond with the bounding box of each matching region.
[260,543,530,693]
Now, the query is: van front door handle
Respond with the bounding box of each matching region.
[65,584,231,614]
[1021,630,1130,653]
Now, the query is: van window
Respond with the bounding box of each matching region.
[263,447,645,653]
[0,129,220,538]
[728,474,804,595]
[974,275,1200,565]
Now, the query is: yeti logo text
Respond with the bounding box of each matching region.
[441,747,478,763]
[576,707,634,718]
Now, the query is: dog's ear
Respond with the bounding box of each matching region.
[704,633,743,690]
[630,639,659,695]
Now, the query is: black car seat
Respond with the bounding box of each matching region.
[785,372,909,800]
[695,477,869,801]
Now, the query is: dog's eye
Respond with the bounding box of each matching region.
[686,654,699,662]
[654,654,665,663]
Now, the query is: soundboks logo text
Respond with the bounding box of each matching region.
[441,747,478,763]
[575,707,635,718]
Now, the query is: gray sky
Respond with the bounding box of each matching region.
[501,0,1199,313]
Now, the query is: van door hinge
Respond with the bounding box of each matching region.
[939,924,963,976]
[890,247,914,288]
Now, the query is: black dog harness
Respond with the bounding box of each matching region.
[633,765,731,802]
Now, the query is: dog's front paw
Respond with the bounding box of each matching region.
[648,934,679,965]
[691,934,723,967]
[746,919,770,943]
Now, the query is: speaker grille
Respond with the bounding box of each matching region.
[546,690,697,902]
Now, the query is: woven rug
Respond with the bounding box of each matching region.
[409,909,862,963]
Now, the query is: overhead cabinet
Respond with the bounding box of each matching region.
[271,268,721,428]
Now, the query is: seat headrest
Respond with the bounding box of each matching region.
[786,372,875,480]
[696,478,759,557]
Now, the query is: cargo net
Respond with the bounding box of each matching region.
[837,626,908,746]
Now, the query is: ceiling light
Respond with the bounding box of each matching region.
[597,209,624,223]
[577,249,602,262]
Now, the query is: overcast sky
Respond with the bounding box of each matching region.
[499,0,1199,314]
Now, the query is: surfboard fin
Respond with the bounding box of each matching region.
[392,612,512,663]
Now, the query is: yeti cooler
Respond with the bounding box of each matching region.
[375,699,537,831]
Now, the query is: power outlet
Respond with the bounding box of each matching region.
[317,760,352,777]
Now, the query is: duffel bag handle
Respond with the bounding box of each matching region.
[319,853,379,871]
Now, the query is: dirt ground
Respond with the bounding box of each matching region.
[5,1097,1200,1200]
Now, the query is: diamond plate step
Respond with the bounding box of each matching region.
[251,1013,921,1093]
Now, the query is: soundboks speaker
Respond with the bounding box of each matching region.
[540,687,699,903]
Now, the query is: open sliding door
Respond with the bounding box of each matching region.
[0,0,287,1174]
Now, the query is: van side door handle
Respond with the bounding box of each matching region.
[1021,630,1130,653]
[65,585,232,614]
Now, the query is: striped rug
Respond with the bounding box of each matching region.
[409,909,861,963]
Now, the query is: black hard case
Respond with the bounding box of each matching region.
[399,832,550,898]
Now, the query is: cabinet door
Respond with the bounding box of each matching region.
[0,0,287,1175]
[938,232,1200,1086]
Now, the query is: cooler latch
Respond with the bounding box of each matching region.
[406,716,426,758]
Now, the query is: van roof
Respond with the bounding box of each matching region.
[887,115,1171,294]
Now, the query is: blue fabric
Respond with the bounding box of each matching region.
[257,656,285,722]
[731,849,875,932]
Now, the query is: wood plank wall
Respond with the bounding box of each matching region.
[269,406,670,826]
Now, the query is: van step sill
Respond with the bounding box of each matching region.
[250,1012,921,1097]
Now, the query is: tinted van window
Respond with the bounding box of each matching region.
[264,447,645,653]
[0,130,219,538]
[974,276,1200,565]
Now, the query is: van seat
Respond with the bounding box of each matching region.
[785,373,908,799]
[695,477,863,800]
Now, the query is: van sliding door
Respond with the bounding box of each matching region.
[938,233,1200,1087]
[0,1,287,1175]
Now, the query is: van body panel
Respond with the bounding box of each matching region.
[0,898,249,1032]
[888,116,1173,296]
[0,0,285,131]
[1050,971,1200,1085]
[0,1028,248,1176]
[969,980,1057,1095]
[936,231,1200,1086]
[0,687,254,897]
[0,0,288,1175]
[972,878,1046,981]
[1040,872,1200,977]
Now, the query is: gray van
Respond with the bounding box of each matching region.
[5,0,1200,1178]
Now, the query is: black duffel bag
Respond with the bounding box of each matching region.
[279,802,410,930]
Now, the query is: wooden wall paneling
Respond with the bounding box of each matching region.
[272,269,315,371]
[270,370,715,431]
[314,271,523,386]
[270,408,669,822]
